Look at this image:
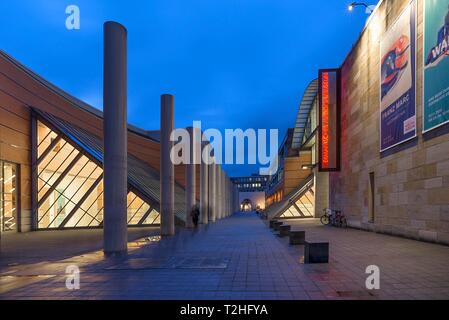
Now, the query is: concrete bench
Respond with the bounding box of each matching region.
[304,241,329,264]
[289,230,306,245]
[273,221,284,231]
[278,224,291,237]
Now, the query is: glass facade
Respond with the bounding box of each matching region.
[279,182,314,219]
[0,161,18,232]
[35,120,160,229]
[302,97,318,166]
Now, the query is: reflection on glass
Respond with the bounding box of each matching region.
[37,121,58,159]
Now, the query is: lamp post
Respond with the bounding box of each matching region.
[348,2,375,14]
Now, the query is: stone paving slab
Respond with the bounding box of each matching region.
[0,227,158,266]
[1,214,449,300]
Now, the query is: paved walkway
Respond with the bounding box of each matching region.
[1,213,449,300]
[0,227,158,266]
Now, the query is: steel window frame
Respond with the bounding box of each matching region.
[31,111,160,230]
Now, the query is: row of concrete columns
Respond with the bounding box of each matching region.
[198,158,236,224]
[101,21,241,256]
[159,100,238,235]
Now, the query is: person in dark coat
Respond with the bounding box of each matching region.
[191,204,200,227]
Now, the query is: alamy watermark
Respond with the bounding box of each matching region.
[66,265,80,290]
[365,265,380,290]
[170,121,279,175]
[66,5,80,30]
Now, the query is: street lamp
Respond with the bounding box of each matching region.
[348,2,375,14]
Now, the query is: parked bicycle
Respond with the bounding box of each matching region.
[320,208,347,228]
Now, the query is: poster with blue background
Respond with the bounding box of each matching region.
[424,0,449,132]
[380,2,416,152]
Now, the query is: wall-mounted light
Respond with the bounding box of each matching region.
[348,2,375,14]
[301,164,313,170]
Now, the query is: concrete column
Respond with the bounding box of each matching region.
[225,174,228,217]
[223,172,227,218]
[216,167,220,220]
[228,180,233,217]
[226,175,229,217]
[221,172,224,220]
[215,163,219,220]
[232,184,237,214]
[229,180,232,216]
[229,182,232,216]
[209,162,217,222]
[222,170,225,218]
[185,127,197,228]
[226,179,229,218]
[230,180,233,216]
[235,185,238,213]
[235,185,239,213]
[222,173,226,219]
[200,142,209,225]
[103,21,128,256]
[160,94,175,236]
[314,168,329,219]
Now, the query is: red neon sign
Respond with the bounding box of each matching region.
[321,72,330,169]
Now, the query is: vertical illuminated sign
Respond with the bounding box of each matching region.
[321,72,330,169]
[319,69,340,172]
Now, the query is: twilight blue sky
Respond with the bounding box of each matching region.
[0,0,373,176]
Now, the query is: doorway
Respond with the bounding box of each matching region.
[240,199,253,212]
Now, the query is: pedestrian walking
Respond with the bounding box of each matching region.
[191,204,200,227]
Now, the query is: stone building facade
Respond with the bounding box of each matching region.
[330,0,449,245]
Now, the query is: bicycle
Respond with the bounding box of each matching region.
[320,208,347,228]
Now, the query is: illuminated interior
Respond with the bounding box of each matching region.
[0,161,18,232]
[240,199,253,212]
[279,181,314,219]
[36,120,160,229]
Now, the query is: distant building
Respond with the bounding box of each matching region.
[231,174,268,193]
[231,174,268,211]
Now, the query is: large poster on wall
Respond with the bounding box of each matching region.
[423,0,449,132]
[380,1,416,152]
